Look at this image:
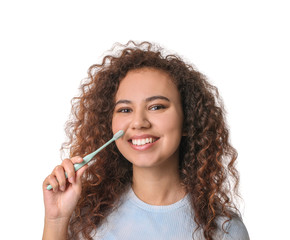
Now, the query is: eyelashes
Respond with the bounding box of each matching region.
[149,105,166,111]
[116,104,167,113]
[117,108,132,113]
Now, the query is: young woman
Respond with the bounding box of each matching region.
[43,41,249,240]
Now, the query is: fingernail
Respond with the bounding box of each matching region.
[69,177,75,183]
[60,185,65,191]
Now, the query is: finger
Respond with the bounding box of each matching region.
[53,165,67,191]
[74,164,88,192]
[70,156,84,164]
[44,174,59,193]
[62,158,77,184]
[76,164,88,182]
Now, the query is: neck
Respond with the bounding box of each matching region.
[132,161,186,206]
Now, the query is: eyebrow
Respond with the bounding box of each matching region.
[115,95,170,106]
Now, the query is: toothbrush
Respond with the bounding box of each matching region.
[47,130,124,190]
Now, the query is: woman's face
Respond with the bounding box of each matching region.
[112,68,184,170]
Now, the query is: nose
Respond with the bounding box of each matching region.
[130,109,151,130]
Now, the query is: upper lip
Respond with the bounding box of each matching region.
[128,134,159,141]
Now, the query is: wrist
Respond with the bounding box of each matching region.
[43,217,70,240]
[45,216,70,225]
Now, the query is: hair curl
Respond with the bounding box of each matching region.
[64,41,240,240]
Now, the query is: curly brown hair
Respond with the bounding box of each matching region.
[64,41,240,240]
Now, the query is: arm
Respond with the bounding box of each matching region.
[222,217,250,240]
[43,217,70,240]
[42,157,88,240]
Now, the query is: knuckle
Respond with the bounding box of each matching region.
[62,159,74,170]
[71,156,83,163]
[47,174,54,181]
[62,158,72,165]
[53,165,62,173]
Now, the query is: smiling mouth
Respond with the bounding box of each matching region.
[130,137,159,146]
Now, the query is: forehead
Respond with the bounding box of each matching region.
[115,68,179,100]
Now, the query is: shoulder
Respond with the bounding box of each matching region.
[219,216,250,240]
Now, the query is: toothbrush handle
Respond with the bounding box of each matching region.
[46,138,115,190]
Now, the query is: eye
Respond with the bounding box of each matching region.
[149,105,166,111]
[117,108,132,113]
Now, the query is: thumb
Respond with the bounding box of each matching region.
[75,164,88,188]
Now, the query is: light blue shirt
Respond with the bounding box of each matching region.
[92,188,249,240]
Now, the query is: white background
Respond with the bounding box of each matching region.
[0,0,289,239]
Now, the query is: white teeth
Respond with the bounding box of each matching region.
[132,138,156,146]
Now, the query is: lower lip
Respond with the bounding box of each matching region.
[129,139,159,151]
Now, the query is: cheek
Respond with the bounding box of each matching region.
[112,116,120,133]
[112,116,127,155]
[161,110,183,132]
[111,116,118,133]
[112,115,130,134]
[163,114,183,142]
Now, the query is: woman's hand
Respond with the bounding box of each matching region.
[43,156,88,221]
